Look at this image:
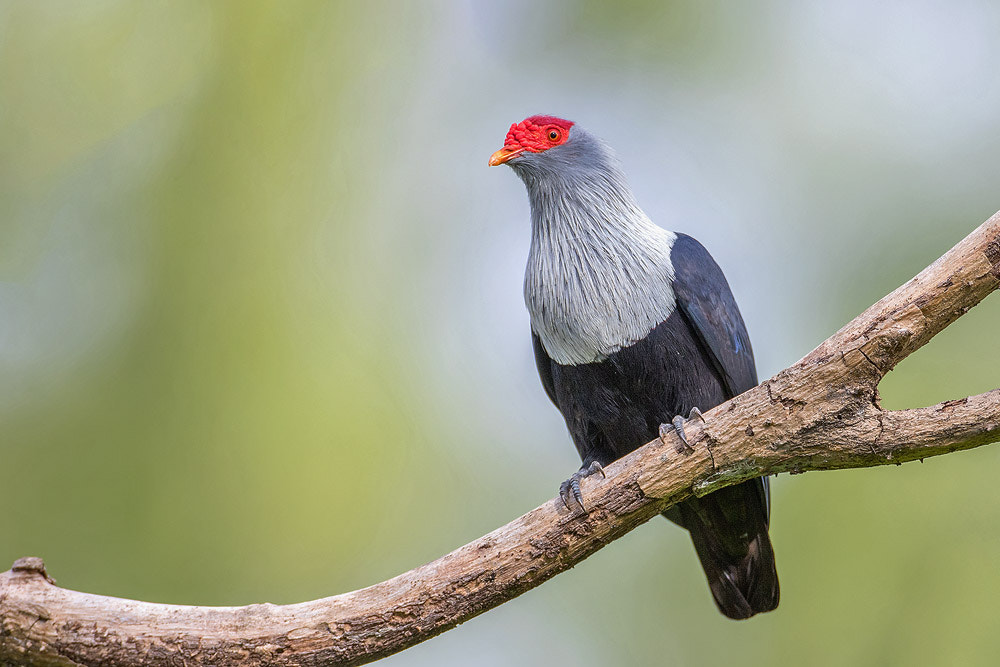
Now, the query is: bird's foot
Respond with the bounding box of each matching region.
[559,460,606,512]
[659,407,706,455]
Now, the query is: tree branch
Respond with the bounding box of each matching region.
[3,211,1000,667]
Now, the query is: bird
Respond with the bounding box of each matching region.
[489,115,779,619]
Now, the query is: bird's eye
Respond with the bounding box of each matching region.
[548,129,560,142]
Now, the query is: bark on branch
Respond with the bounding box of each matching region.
[3,212,1000,667]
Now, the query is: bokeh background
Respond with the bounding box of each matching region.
[3,1,1000,665]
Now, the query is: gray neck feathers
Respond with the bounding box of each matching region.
[514,129,677,366]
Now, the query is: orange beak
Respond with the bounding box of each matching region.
[488,146,525,166]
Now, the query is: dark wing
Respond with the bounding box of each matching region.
[670,233,758,398]
[531,332,559,407]
[670,235,777,618]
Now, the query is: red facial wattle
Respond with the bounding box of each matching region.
[489,115,575,166]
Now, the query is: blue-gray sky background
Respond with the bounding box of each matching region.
[2,2,999,665]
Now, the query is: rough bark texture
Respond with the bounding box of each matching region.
[2,211,999,667]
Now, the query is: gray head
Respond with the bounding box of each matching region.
[488,115,639,213]
[489,115,679,365]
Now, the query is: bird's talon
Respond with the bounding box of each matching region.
[689,406,706,423]
[559,479,584,512]
[659,422,676,447]
[673,414,695,453]
[559,461,605,513]
[660,415,696,454]
[558,481,573,510]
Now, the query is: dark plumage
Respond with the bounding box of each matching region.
[491,115,779,619]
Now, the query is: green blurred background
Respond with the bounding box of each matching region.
[2,1,999,665]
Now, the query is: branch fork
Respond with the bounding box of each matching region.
[3,212,1000,667]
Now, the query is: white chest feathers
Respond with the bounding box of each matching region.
[525,225,678,366]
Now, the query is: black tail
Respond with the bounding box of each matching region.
[674,478,779,620]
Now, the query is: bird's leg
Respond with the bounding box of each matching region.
[659,407,706,455]
[559,459,606,513]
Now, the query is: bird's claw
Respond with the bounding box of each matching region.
[659,417,694,454]
[559,460,605,512]
[659,407,705,455]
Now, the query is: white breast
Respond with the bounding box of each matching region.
[525,223,678,366]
